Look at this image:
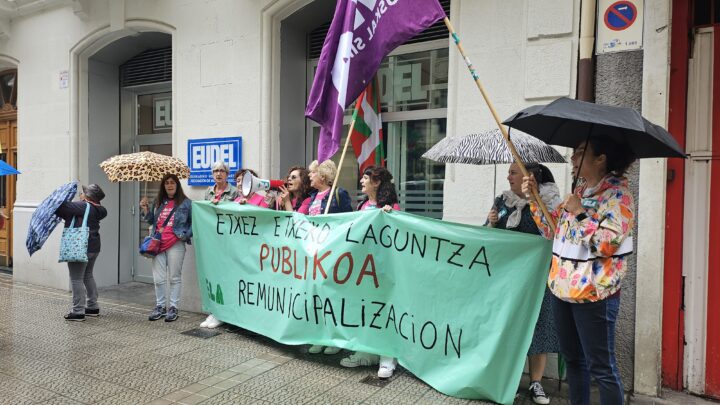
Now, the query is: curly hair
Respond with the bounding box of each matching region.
[308,160,337,186]
[286,166,311,210]
[155,173,188,208]
[358,166,399,209]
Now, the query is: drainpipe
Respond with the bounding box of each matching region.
[578,0,596,101]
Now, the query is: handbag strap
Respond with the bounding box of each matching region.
[154,201,180,231]
[81,202,91,227]
[68,203,91,228]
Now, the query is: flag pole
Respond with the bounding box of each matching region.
[324,107,360,215]
[443,17,556,232]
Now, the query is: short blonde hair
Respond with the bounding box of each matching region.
[309,160,337,186]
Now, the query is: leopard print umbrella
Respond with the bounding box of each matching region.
[100,151,190,182]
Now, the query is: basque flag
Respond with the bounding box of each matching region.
[350,77,385,174]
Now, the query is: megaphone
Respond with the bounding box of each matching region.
[241,173,285,197]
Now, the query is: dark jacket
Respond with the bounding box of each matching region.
[56,201,108,254]
[490,195,540,235]
[308,188,353,214]
[143,198,193,242]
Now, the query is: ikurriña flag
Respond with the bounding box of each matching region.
[305,0,446,162]
[350,77,385,174]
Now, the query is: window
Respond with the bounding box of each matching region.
[0,70,17,112]
[307,43,448,218]
[692,0,720,26]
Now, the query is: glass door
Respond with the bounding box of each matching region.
[133,92,172,283]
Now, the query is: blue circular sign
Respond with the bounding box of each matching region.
[604,1,637,31]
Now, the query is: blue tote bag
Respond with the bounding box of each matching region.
[58,203,91,263]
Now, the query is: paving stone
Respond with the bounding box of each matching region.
[107,368,193,397]
[36,395,83,405]
[0,275,536,405]
[93,388,159,405]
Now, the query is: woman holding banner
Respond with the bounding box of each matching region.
[306,160,353,216]
[204,161,238,204]
[140,174,192,323]
[522,138,635,405]
[340,166,400,379]
[306,159,352,355]
[200,161,237,329]
[486,163,560,404]
[277,166,312,214]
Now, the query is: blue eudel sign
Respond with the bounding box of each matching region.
[187,137,242,186]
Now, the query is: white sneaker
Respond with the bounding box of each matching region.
[340,352,379,367]
[529,381,550,404]
[323,346,341,355]
[204,314,223,329]
[308,345,325,354]
[377,356,397,379]
[199,314,211,328]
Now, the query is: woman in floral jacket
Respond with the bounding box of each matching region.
[522,136,636,405]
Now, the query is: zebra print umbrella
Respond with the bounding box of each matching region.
[422,128,566,165]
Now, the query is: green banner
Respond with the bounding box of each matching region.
[192,201,552,404]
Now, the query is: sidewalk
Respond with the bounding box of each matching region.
[0,273,712,404]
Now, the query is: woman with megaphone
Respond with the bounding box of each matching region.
[233,169,270,207]
[306,159,353,355]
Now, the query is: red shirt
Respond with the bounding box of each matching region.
[157,200,180,252]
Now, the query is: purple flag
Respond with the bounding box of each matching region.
[306,0,446,161]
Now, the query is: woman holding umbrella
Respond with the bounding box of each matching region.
[486,162,560,404]
[522,137,635,405]
[140,173,192,323]
[55,184,107,321]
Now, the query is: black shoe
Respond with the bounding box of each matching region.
[64,313,85,322]
[85,308,100,317]
[165,306,178,322]
[148,305,166,321]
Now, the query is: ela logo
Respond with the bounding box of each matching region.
[205,279,224,305]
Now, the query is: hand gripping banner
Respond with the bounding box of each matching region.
[192,202,552,404]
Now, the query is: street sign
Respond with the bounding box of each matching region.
[187,137,242,186]
[596,0,643,54]
[604,1,637,30]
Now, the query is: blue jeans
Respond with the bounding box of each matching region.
[152,242,186,309]
[551,294,624,405]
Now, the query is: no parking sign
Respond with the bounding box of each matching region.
[597,0,643,54]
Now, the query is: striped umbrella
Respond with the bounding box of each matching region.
[422,128,566,165]
[26,182,78,256]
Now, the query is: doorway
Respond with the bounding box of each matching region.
[121,90,172,284]
[0,69,17,270]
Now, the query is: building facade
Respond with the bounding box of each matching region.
[0,0,716,399]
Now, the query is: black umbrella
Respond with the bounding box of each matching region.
[502,97,686,159]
